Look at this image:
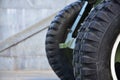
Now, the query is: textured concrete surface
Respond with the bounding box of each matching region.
[0,0,74,42]
[0,9,56,42]
[0,13,56,52]
[0,0,76,79]
[0,28,60,79]
[0,29,51,71]
[0,71,59,80]
[0,0,74,9]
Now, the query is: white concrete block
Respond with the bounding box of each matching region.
[0,57,15,70]
[10,29,47,57]
[15,56,51,70]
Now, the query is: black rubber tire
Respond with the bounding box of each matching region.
[45,1,84,80]
[73,0,120,80]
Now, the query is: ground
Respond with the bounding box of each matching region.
[0,71,59,80]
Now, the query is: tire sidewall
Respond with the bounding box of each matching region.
[98,15,120,80]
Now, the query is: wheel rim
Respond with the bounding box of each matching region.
[111,33,120,80]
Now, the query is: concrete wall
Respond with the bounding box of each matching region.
[0,29,50,71]
[0,9,56,42]
[0,0,74,42]
[0,1,76,78]
[0,0,75,9]
[0,13,56,71]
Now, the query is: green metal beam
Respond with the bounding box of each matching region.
[115,44,120,62]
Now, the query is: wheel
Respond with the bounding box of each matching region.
[45,1,84,80]
[73,0,120,80]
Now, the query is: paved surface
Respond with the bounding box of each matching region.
[0,71,60,80]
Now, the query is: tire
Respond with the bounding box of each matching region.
[45,1,84,80]
[73,0,120,80]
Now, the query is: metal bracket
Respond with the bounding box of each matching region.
[59,1,88,49]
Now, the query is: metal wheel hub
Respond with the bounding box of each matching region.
[111,33,120,80]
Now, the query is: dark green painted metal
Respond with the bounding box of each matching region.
[115,44,120,62]
[95,0,103,6]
